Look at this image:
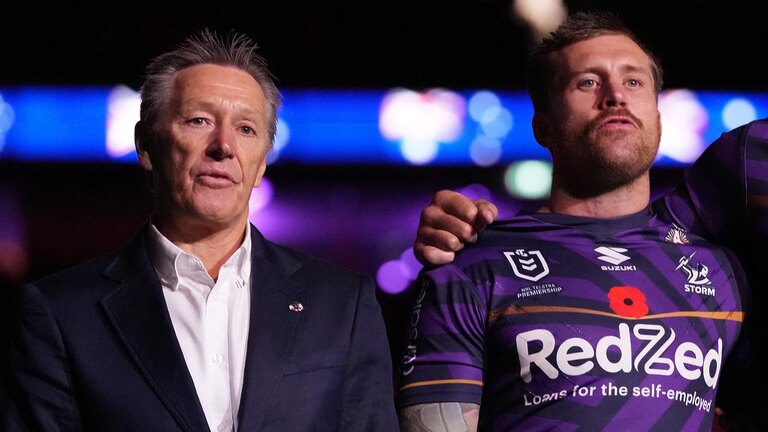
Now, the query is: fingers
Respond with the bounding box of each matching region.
[432,190,480,223]
[472,199,499,226]
[416,224,473,253]
[414,211,474,267]
[413,244,456,267]
[413,189,501,266]
[414,190,491,267]
[420,205,478,244]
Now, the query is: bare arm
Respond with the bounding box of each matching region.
[414,190,498,267]
[400,402,480,432]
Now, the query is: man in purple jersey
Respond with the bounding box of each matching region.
[399,10,764,432]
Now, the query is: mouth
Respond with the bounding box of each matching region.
[600,116,636,129]
[196,170,236,188]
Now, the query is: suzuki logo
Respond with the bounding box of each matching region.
[595,246,631,265]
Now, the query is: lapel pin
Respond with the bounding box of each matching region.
[288,301,304,312]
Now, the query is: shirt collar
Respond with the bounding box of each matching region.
[147,223,252,291]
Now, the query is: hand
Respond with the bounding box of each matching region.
[414,190,498,267]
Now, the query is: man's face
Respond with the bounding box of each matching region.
[140,63,270,231]
[538,34,661,196]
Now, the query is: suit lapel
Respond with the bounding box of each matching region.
[99,230,210,432]
[237,226,305,431]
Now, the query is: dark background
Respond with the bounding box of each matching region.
[1,0,765,373]
[1,1,766,90]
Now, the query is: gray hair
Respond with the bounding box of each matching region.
[525,11,663,113]
[137,28,281,148]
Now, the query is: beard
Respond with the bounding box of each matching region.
[553,109,660,198]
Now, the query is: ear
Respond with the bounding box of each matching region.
[134,121,153,171]
[252,156,267,188]
[532,112,554,149]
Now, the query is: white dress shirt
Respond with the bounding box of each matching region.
[147,224,252,432]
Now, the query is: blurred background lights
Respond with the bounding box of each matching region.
[376,248,422,295]
[458,183,493,201]
[106,85,141,159]
[505,160,552,199]
[466,90,514,166]
[658,89,708,163]
[248,177,274,217]
[470,135,503,166]
[266,117,290,164]
[469,90,514,138]
[399,248,422,279]
[401,137,439,164]
[722,98,758,131]
[2,87,766,167]
[376,259,412,295]
[379,88,466,165]
[479,106,514,138]
[0,93,15,152]
[512,0,568,44]
[468,91,501,121]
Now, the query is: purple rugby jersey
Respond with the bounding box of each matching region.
[661,118,768,430]
[398,119,768,431]
[397,209,747,431]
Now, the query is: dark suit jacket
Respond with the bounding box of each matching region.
[2,224,398,431]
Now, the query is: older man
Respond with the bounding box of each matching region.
[3,30,398,432]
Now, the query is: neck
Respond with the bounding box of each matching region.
[153,214,248,280]
[543,172,651,218]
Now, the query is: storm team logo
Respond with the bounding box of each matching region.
[675,251,716,296]
[504,249,550,282]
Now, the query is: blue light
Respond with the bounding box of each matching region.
[1,86,766,166]
[2,87,109,161]
[722,97,758,131]
[0,93,14,152]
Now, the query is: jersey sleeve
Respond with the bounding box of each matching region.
[660,121,746,244]
[660,118,768,250]
[661,118,768,430]
[395,265,487,409]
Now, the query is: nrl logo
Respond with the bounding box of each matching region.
[665,226,689,245]
[504,249,550,282]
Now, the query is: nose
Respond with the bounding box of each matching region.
[598,78,626,110]
[207,125,234,160]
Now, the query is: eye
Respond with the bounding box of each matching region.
[187,117,207,126]
[239,125,257,136]
[578,78,597,89]
[627,78,641,88]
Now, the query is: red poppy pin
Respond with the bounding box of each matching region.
[607,286,649,318]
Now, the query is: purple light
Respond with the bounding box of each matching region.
[457,183,492,201]
[248,177,274,216]
[399,248,422,279]
[376,259,412,294]
[658,89,708,163]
